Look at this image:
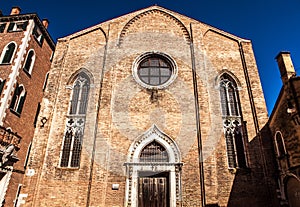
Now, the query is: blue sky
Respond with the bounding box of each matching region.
[1,0,300,115]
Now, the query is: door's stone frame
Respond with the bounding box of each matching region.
[124,125,182,207]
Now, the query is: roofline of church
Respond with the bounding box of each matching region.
[58,5,250,43]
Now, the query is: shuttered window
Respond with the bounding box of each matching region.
[0,42,17,64]
[23,50,35,74]
[0,23,6,33]
[10,84,26,115]
[7,21,28,32]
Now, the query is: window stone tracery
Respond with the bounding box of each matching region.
[60,73,90,168]
[219,73,247,169]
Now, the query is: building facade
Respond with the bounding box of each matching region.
[268,52,300,207]
[0,7,55,207]
[20,6,278,207]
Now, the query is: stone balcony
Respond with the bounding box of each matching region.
[0,126,21,169]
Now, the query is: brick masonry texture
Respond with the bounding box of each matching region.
[0,19,54,206]
[20,6,279,207]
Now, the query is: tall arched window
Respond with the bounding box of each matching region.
[275,131,287,158]
[220,74,240,117]
[10,84,26,115]
[0,42,17,64]
[219,73,246,169]
[23,50,35,74]
[60,72,90,168]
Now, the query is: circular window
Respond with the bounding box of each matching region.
[133,53,177,89]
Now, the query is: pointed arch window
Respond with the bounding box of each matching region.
[60,73,90,168]
[10,84,26,115]
[139,141,169,162]
[219,73,247,169]
[220,74,240,117]
[69,74,90,115]
[23,50,35,74]
[0,42,17,64]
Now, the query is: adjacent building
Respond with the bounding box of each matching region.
[18,6,279,207]
[268,52,300,207]
[0,7,55,206]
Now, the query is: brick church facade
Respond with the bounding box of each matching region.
[18,6,280,207]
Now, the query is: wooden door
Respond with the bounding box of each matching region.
[138,177,168,207]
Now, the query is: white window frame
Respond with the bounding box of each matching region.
[23,49,35,75]
[0,42,17,64]
[8,21,28,32]
[10,84,26,114]
[274,131,287,157]
[132,52,178,90]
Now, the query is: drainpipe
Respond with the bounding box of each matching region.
[239,42,273,206]
[190,23,206,207]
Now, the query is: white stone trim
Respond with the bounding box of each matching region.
[0,19,34,124]
[132,52,178,90]
[0,168,13,205]
[125,125,182,207]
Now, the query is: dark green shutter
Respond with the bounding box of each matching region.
[0,80,6,95]
[7,22,14,32]
[39,35,44,45]
[10,84,19,109]
[17,92,26,114]
[2,43,16,64]
[32,25,37,37]
[22,21,28,30]
[24,51,34,73]
[0,23,6,33]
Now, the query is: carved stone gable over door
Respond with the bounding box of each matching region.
[124,125,182,207]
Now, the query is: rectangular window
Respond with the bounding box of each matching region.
[32,25,44,46]
[0,23,6,33]
[7,21,28,32]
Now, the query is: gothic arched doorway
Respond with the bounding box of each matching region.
[124,125,182,207]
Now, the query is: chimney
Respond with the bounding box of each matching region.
[275,51,296,84]
[42,19,49,29]
[10,7,21,15]
[0,10,3,17]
